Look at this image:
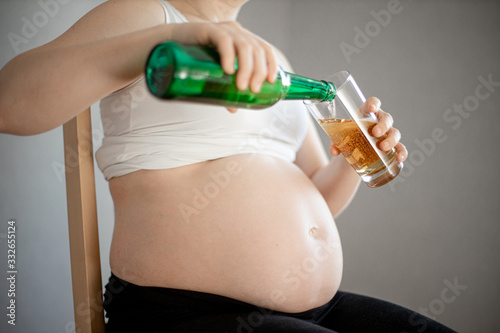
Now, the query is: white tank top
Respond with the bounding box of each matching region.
[95,0,309,180]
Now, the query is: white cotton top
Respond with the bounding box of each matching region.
[95,0,309,180]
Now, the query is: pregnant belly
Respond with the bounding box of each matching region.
[108,154,343,313]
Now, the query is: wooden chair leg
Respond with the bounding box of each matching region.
[63,109,106,333]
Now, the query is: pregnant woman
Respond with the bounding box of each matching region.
[0,0,455,332]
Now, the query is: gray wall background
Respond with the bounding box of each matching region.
[1,0,499,332]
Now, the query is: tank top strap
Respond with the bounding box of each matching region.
[156,0,188,24]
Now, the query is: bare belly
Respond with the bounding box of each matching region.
[108,154,342,313]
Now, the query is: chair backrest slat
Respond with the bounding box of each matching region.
[63,109,106,333]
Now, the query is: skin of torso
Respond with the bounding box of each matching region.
[109,153,343,313]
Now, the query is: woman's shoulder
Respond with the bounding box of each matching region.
[34,0,166,51]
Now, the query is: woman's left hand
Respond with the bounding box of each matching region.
[329,96,407,163]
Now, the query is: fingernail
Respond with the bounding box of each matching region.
[369,104,376,111]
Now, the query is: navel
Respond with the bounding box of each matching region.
[309,225,320,238]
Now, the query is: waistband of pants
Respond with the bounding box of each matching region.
[103,272,334,323]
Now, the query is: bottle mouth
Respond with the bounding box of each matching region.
[303,80,336,105]
[324,81,337,101]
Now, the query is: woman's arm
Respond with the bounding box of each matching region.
[271,47,362,217]
[0,0,166,135]
[295,116,361,218]
[295,98,407,218]
[0,0,278,135]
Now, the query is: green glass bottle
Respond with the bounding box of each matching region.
[145,41,336,109]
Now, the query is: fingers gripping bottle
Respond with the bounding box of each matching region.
[145,41,336,109]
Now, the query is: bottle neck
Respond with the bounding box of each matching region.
[283,73,336,102]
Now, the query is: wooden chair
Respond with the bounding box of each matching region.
[63,108,106,333]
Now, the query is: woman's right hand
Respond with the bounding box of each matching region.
[0,1,278,134]
[170,22,279,95]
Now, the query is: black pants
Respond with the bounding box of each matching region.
[103,273,456,333]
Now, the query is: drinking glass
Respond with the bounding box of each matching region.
[304,71,402,188]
